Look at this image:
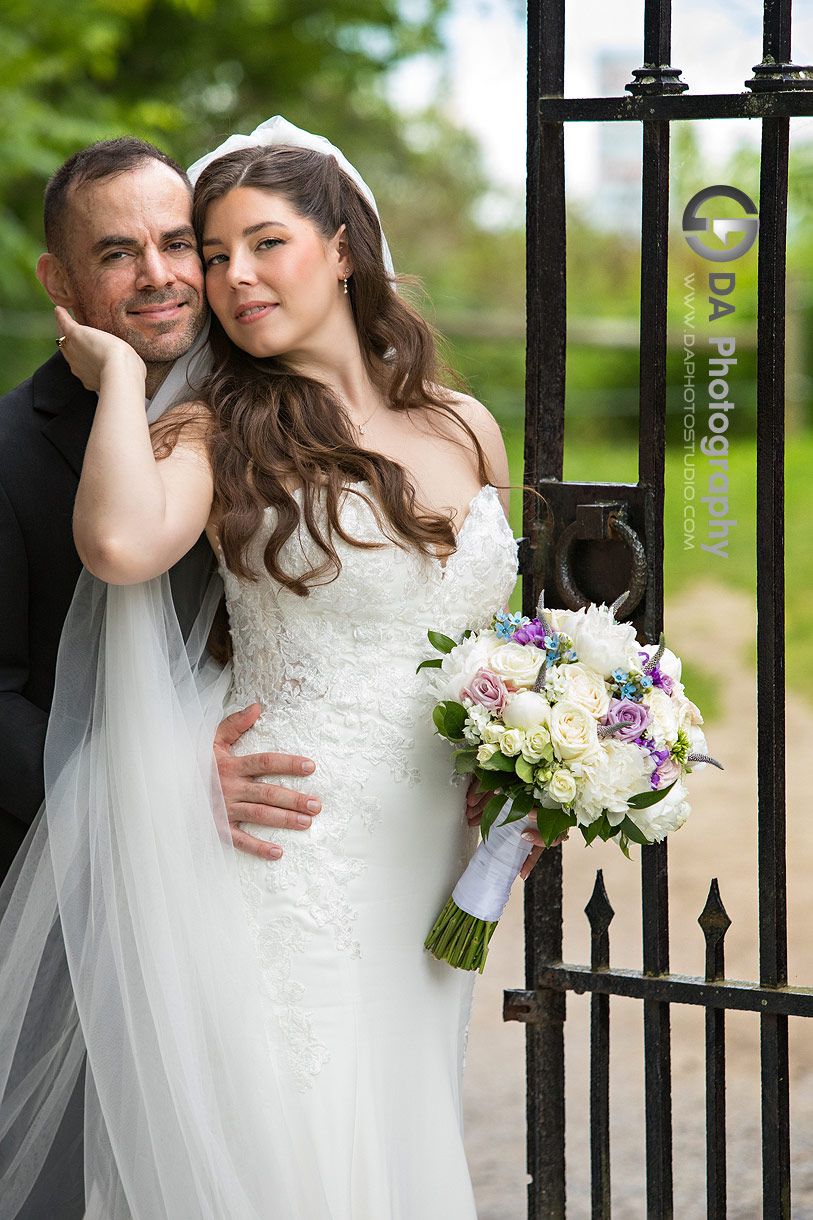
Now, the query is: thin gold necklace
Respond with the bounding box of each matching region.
[355,400,382,436]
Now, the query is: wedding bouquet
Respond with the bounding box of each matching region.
[419,598,719,971]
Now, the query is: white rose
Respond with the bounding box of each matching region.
[482,722,507,746]
[555,662,611,719]
[436,630,500,702]
[522,726,552,763]
[551,604,640,679]
[646,688,679,749]
[500,728,525,756]
[503,690,551,732]
[545,767,577,805]
[489,642,544,690]
[675,695,704,734]
[476,743,499,764]
[549,701,600,762]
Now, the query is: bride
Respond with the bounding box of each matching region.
[0,123,521,1219]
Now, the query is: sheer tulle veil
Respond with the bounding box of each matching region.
[0,117,389,1220]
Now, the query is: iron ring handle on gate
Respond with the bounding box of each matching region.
[554,509,647,620]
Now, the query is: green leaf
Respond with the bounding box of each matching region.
[432,704,450,737]
[627,779,677,810]
[441,701,468,740]
[581,814,609,846]
[498,790,536,825]
[514,756,536,784]
[481,793,510,839]
[478,751,518,773]
[532,805,575,847]
[473,770,505,793]
[617,815,652,846]
[416,657,443,672]
[427,630,458,655]
[453,749,477,775]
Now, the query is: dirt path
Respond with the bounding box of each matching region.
[463,582,813,1219]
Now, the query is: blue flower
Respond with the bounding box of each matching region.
[493,611,529,641]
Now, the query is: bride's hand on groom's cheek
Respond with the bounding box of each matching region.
[213,703,322,861]
[54,305,146,391]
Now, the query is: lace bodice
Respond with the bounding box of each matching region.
[221,482,517,723]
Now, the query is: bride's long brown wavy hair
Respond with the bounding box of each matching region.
[154,144,494,596]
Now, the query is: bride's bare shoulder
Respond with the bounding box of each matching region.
[434,388,510,489]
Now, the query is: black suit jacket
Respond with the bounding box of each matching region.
[0,352,215,880]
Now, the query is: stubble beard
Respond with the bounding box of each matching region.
[70,281,206,395]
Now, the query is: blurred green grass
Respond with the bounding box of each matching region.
[497,423,812,718]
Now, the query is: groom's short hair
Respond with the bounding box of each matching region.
[44,137,192,264]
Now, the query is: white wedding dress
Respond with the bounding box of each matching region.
[219,481,517,1218]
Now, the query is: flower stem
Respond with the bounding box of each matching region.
[424,897,499,972]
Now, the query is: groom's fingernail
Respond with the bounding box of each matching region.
[301,760,315,774]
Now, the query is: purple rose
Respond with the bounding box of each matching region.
[512,619,547,648]
[601,697,652,743]
[461,667,509,713]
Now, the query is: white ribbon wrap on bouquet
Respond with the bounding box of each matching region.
[452,811,533,923]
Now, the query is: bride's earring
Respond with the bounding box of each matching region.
[343,272,350,295]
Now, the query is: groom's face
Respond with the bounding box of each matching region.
[57,160,206,366]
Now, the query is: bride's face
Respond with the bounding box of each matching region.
[201,187,351,362]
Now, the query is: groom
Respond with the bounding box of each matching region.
[0,136,333,1219]
[0,137,327,887]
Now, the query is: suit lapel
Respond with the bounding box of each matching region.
[32,353,97,479]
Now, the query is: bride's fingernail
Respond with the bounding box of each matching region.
[301,760,315,774]
[521,831,535,842]
[269,846,282,859]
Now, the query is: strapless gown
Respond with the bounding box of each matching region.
[219,483,517,1220]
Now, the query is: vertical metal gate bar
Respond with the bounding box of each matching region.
[524,1,567,1216]
[754,6,791,1217]
[524,0,566,488]
[699,880,732,1218]
[586,872,615,1218]
[637,101,673,1217]
[755,112,791,1220]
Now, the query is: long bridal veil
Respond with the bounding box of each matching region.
[0,115,387,1220]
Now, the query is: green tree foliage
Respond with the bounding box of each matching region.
[2,0,502,390]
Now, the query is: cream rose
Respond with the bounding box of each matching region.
[555,662,611,719]
[549,701,600,762]
[482,722,507,746]
[488,642,544,690]
[646,687,678,748]
[546,767,577,805]
[675,695,703,734]
[476,743,499,765]
[522,726,552,764]
[502,690,551,732]
[500,728,525,757]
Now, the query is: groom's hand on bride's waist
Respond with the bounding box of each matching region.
[213,704,321,861]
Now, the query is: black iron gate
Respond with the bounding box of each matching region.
[506,2,813,1216]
